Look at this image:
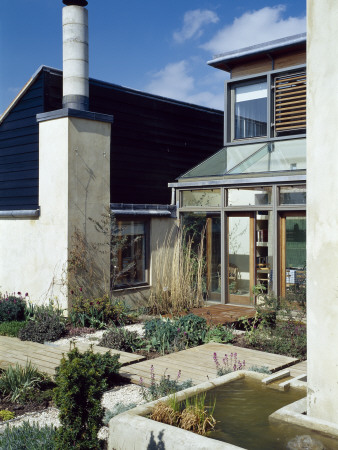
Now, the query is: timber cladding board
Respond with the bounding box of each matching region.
[231,57,272,78]
[0,72,44,210]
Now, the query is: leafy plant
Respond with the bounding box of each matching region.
[18,309,65,343]
[143,314,208,353]
[0,320,27,337]
[53,345,121,449]
[99,326,140,352]
[247,365,271,374]
[103,402,137,425]
[0,409,15,421]
[0,362,48,403]
[204,324,235,343]
[0,294,26,323]
[0,421,57,450]
[140,365,193,402]
[213,352,245,376]
[69,292,133,329]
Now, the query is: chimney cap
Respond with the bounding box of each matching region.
[62,0,88,6]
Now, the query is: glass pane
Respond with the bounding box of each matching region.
[235,81,267,139]
[280,185,306,205]
[285,216,306,299]
[255,211,274,298]
[181,189,221,207]
[228,139,306,174]
[181,212,221,302]
[228,187,272,206]
[181,148,227,178]
[116,221,146,286]
[228,216,251,304]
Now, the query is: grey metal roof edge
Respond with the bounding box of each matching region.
[110,203,176,218]
[110,209,172,217]
[0,209,40,219]
[36,108,114,124]
[169,174,306,189]
[208,33,306,67]
[0,66,48,125]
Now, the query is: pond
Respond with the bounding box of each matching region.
[206,378,336,449]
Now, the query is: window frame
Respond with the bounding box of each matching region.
[225,64,306,144]
[113,218,150,289]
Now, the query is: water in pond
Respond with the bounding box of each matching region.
[206,378,337,449]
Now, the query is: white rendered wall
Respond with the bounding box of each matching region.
[0,116,111,309]
[307,0,338,423]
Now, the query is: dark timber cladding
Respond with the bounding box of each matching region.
[0,67,223,210]
[0,72,45,211]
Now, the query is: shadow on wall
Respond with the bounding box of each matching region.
[147,430,165,449]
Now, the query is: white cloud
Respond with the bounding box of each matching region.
[146,61,194,99]
[173,9,219,43]
[201,5,306,55]
[145,60,224,110]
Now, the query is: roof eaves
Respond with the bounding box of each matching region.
[207,33,306,68]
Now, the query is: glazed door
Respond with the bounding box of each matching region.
[227,213,255,305]
[206,216,221,301]
[279,212,306,297]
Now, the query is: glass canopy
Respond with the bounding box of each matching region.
[180,138,306,179]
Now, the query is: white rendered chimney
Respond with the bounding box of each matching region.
[62,0,89,110]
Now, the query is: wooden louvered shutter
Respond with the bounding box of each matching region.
[274,72,306,134]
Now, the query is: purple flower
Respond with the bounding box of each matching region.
[79,287,83,292]
[70,290,74,295]
[17,292,21,295]
[25,293,29,297]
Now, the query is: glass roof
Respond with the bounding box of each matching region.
[180,138,306,179]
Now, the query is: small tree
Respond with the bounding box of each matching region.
[53,345,121,449]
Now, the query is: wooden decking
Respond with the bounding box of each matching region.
[166,304,256,325]
[120,342,300,387]
[0,336,145,377]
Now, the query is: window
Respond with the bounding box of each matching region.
[234,81,267,140]
[115,220,147,287]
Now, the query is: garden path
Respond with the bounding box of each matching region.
[119,342,300,387]
[164,304,256,325]
[0,336,145,376]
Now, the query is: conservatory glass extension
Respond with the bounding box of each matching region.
[173,138,306,305]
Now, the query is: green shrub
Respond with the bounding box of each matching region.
[0,421,57,450]
[0,295,26,323]
[0,320,27,337]
[18,309,65,343]
[204,324,235,344]
[144,314,208,353]
[99,327,140,352]
[140,365,193,402]
[0,362,48,403]
[53,345,121,449]
[247,365,271,374]
[69,294,133,329]
[0,409,15,421]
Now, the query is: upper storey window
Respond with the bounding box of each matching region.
[234,81,267,140]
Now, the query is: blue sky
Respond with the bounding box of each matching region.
[0,0,306,114]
